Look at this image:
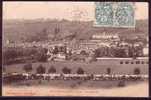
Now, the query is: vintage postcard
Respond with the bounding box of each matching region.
[2,2,149,97]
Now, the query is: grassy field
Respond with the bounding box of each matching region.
[3,60,148,74]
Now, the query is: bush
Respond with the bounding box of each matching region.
[106,68,111,74]
[80,50,88,56]
[36,64,46,74]
[134,68,141,75]
[23,63,33,73]
[90,53,97,62]
[62,67,71,74]
[48,65,56,73]
[77,67,84,74]
[94,48,101,57]
[118,80,125,87]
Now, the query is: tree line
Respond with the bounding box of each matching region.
[23,63,85,75]
[3,47,48,65]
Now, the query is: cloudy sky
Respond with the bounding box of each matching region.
[3,2,148,21]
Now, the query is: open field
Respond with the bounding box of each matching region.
[3,81,148,97]
[3,60,148,74]
[3,60,148,97]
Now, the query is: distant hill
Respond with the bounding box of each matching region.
[3,19,148,43]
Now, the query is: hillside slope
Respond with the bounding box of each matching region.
[3,19,148,43]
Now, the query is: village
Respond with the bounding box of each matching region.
[2,2,149,97]
[3,31,148,63]
[2,30,149,88]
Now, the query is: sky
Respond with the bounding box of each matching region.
[3,2,148,21]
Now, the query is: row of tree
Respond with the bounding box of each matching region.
[22,63,140,75]
[23,63,85,74]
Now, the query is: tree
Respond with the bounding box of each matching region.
[90,51,97,62]
[62,67,71,74]
[106,68,111,74]
[23,63,33,73]
[94,48,100,57]
[36,64,46,84]
[48,65,56,73]
[80,50,88,56]
[134,68,141,75]
[36,64,46,74]
[77,67,84,74]
[52,46,59,54]
[35,48,47,62]
[3,47,18,64]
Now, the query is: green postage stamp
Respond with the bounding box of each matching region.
[94,2,135,27]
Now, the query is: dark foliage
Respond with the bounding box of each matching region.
[48,65,56,73]
[134,68,141,75]
[77,67,85,74]
[36,64,46,74]
[62,67,71,74]
[118,80,126,87]
[35,48,47,62]
[106,68,111,74]
[23,63,33,73]
[3,47,48,65]
[80,50,88,56]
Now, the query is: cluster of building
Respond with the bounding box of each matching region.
[4,32,148,59]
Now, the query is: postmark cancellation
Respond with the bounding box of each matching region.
[94,2,135,27]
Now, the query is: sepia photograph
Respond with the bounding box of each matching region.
[2,1,149,97]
